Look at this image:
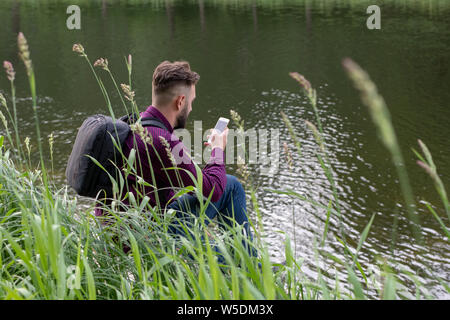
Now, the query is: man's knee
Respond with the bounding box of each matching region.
[226,174,244,192]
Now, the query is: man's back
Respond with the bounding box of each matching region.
[95,105,227,216]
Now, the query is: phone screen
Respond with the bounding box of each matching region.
[208,117,229,143]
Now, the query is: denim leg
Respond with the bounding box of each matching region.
[167,193,226,263]
[167,193,199,237]
[167,175,257,259]
[203,175,255,255]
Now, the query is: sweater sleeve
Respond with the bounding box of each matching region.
[200,147,227,202]
[144,131,227,203]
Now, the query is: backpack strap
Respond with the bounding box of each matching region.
[141,117,168,131]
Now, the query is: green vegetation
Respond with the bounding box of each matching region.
[0,32,448,300]
[3,0,450,11]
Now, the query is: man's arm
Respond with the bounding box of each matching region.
[151,129,228,203]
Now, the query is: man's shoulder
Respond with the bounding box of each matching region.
[147,127,181,146]
[124,126,182,151]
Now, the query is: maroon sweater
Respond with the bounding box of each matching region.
[95,105,227,215]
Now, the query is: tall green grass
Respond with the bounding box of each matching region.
[0,33,448,300]
[275,59,449,299]
[0,34,307,300]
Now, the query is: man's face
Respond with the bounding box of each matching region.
[174,85,196,129]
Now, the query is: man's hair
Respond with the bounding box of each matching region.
[152,60,200,106]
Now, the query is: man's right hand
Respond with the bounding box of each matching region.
[206,127,229,151]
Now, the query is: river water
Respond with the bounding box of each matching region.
[0,0,449,298]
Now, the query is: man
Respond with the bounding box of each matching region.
[97,60,256,260]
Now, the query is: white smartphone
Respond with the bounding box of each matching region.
[208,117,230,144]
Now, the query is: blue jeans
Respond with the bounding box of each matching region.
[167,174,257,262]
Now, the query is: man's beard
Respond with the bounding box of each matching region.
[174,102,189,130]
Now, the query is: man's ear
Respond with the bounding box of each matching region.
[175,95,186,111]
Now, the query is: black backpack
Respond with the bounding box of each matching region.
[65,113,167,199]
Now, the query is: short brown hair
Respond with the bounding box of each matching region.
[152,60,200,105]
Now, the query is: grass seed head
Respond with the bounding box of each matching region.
[283,142,293,171]
[0,93,6,108]
[130,122,153,145]
[3,61,16,82]
[18,32,33,76]
[120,83,135,102]
[94,58,109,71]
[48,132,54,152]
[159,136,176,166]
[127,54,132,69]
[72,43,85,56]
[289,71,314,99]
[289,72,311,91]
[0,110,8,129]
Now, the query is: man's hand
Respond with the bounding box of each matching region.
[205,127,229,151]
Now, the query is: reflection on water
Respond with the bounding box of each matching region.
[0,0,449,298]
[249,86,449,298]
